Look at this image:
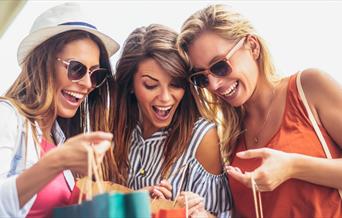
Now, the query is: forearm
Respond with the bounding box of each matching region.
[291,153,342,189]
[16,150,63,208]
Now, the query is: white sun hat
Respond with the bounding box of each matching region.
[17,2,120,65]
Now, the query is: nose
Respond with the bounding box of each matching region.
[158,87,172,102]
[206,73,222,91]
[78,71,93,89]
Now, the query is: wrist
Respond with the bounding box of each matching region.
[288,152,305,179]
[41,147,66,173]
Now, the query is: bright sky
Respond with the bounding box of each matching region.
[1,1,341,95]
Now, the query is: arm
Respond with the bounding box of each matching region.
[291,68,342,188]
[227,69,342,191]
[183,125,227,217]
[195,127,223,175]
[16,132,113,207]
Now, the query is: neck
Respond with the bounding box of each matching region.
[38,119,54,139]
[244,79,277,118]
[141,121,159,139]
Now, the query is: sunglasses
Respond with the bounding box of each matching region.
[188,37,246,88]
[57,58,110,88]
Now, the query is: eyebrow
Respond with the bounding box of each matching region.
[89,65,100,71]
[141,74,158,81]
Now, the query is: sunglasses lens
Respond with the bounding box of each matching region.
[191,73,209,88]
[210,60,230,76]
[67,60,87,80]
[90,69,109,88]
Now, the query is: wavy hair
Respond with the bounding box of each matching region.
[4,30,116,179]
[177,4,278,163]
[110,24,200,183]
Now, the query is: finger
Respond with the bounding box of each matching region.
[187,203,205,216]
[237,148,268,159]
[80,131,113,142]
[187,197,203,208]
[152,188,166,199]
[93,141,111,156]
[154,186,172,199]
[225,166,242,174]
[159,179,172,190]
[227,169,251,188]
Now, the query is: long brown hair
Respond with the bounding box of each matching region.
[110,24,200,183]
[177,4,277,163]
[4,30,116,178]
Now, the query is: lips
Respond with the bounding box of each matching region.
[152,105,172,120]
[221,81,239,97]
[62,89,85,104]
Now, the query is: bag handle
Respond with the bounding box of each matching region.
[296,71,342,199]
[251,176,263,218]
[78,144,105,204]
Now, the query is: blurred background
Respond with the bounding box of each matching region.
[1,0,341,95]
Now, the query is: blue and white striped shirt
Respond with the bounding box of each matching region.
[128,117,231,216]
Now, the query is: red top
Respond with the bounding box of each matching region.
[27,138,71,218]
[230,74,342,218]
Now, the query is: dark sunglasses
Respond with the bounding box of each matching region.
[188,37,246,88]
[57,58,110,88]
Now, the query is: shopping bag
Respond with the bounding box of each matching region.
[53,145,152,218]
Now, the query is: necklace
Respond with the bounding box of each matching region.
[247,86,279,146]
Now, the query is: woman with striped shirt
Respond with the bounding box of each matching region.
[108,24,231,217]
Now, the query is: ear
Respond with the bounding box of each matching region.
[247,35,260,59]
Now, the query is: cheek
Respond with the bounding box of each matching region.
[174,89,185,103]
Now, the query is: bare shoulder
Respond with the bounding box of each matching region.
[300,68,341,106]
[195,126,223,175]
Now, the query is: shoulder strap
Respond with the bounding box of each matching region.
[296,71,342,199]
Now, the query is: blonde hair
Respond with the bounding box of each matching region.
[177,4,278,163]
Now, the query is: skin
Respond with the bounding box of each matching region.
[16,38,113,208]
[133,58,185,139]
[188,31,342,193]
[133,58,222,217]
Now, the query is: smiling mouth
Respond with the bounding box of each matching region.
[62,90,84,103]
[221,81,239,97]
[152,105,172,119]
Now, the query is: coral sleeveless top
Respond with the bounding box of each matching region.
[27,139,71,218]
[230,74,342,218]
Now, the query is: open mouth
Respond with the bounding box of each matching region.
[222,81,239,97]
[62,90,84,104]
[152,105,172,120]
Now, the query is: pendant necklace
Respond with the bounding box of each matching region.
[248,86,279,146]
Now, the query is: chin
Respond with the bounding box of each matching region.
[58,110,78,119]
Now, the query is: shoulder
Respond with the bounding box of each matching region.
[195,125,223,175]
[300,68,341,107]
[0,100,22,126]
[193,117,216,132]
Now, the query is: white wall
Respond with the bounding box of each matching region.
[1,1,341,95]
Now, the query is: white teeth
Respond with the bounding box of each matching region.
[155,106,172,111]
[222,81,238,97]
[64,90,84,99]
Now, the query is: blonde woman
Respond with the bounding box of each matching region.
[177,4,342,217]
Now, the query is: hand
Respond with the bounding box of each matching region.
[226,148,294,191]
[143,179,172,200]
[177,191,208,218]
[50,131,113,176]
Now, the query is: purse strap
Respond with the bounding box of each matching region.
[296,71,342,199]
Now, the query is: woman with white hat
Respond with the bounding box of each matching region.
[0,3,119,217]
